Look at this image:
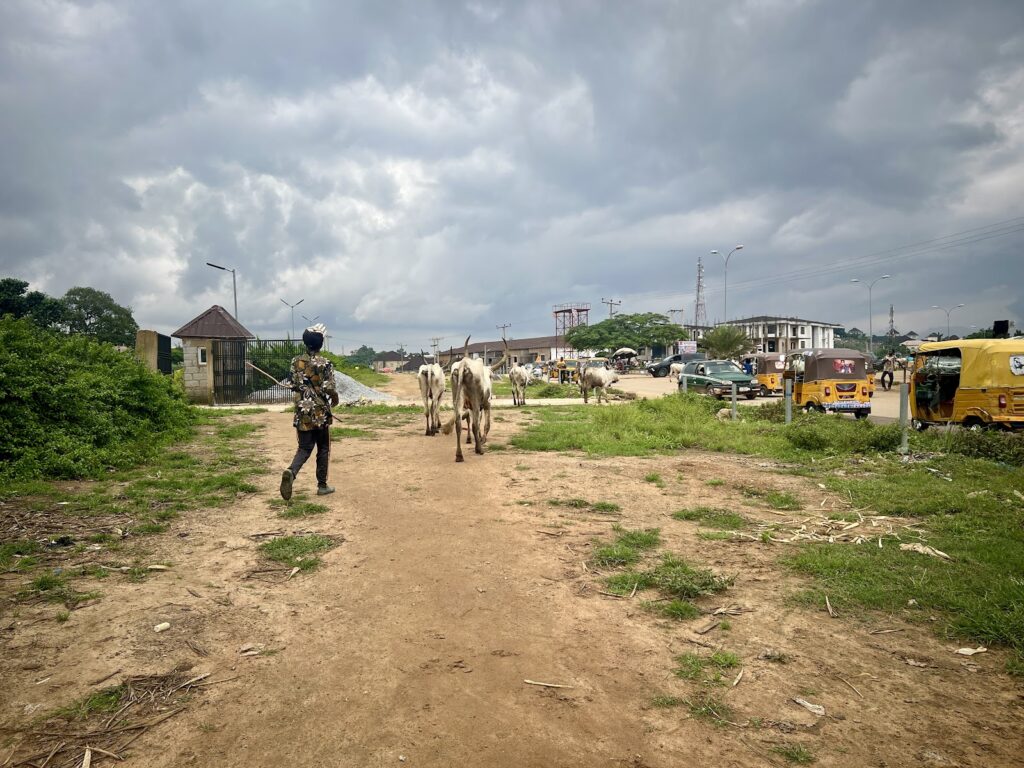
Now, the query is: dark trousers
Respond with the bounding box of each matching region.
[288,427,330,485]
[881,371,893,390]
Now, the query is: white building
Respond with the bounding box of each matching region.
[724,316,840,353]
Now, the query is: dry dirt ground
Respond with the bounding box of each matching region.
[2,406,1022,767]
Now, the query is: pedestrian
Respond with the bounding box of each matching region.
[881,351,896,391]
[280,323,339,500]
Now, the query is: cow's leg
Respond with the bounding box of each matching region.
[471,404,484,455]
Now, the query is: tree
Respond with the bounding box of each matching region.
[61,286,139,347]
[345,345,376,367]
[701,325,754,360]
[564,313,687,352]
[0,278,65,328]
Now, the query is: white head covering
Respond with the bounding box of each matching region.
[305,322,327,336]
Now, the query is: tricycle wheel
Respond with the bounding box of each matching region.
[854,410,869,420]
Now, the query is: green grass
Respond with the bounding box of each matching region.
[672,507,749,530]
[643,599,701,621]
[686,692,734,725]
[335,404,421,415]
[612,525,661,550]
[697,530,733,541]
[548,498,621,514]
[276,501,329,519]
[674,651,740,686]
[259,534,335,571]
[738,485,803,511]
[548,498,590,509]
[591,527,661,568]
[644,472,665,487]
[705,479,725,487]
[605,554,733,600]
[591,501,622,513]
[53,685,127,720]
[56,609,70,623]
[771,744,816,764]
[785,453,1024,669]
[0,540,40,571]
[330,427,375,440]
[509,395,902,460]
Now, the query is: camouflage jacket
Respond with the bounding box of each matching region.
[290,353,338,430]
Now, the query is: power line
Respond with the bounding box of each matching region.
[496,323,511,340]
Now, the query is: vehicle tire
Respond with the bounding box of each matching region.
[854,410,869,420]
[745,392,757,400]
[964,418,984,432]
[656,368,668,378]
[912,419,929,432]
[760,385,770,398]
[803,402,817,414]
[704,385,715,398]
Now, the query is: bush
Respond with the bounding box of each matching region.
[785,414,901,454]
[915,429,1024,467]
[0,317,195,480]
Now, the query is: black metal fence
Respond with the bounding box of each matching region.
[210,338,304,405]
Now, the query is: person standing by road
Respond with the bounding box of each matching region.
[280,323,339,499]
[881,351,896,391]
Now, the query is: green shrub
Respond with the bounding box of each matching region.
[916,429,1024,467]
[0,316,195,480]
[785,415,901,454]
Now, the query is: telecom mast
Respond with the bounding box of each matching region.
[694,256,707,327]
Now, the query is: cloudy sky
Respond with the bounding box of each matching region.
[2,0,1023,350]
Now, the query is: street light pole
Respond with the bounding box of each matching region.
[280,298,305,340]
[850,275,891,356]
[931,303,965,338]
[711,245,744,323]
[205,262,238,320]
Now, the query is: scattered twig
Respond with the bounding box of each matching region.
[192,675,240,688]
[732,669,744,688]
[38,741,64,768]
[524,679,573,689]
[629,582,639,599]
[535,530,563,537]
[825,595,837,618]
[81,747,92,768]
[88,670,121,687]
[868,628,903,635]
[186,588,203,599]
[837,676,864,699]
[597,591,625,599]
[171,672,211,693]
[695,620,721,635]
[185,639,209,657]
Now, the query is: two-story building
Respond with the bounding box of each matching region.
[725,316,840,353]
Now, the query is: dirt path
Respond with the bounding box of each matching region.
[3,410,1021,767]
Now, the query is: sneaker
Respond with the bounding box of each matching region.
[316,485,335,496]
[280,469,294,500]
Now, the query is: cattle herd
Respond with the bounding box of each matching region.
[417,337,620,462]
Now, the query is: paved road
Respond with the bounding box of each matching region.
[612,373,907,424]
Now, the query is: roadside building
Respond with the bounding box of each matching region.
[725,316,839,353]
[372,350,406,373]
[171,305,255,404]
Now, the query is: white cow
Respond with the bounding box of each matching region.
[442,339,493,461]
[669,362,684,379]
[417,362,445,436]
[580,366,620,404]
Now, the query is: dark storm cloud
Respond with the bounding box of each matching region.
[1,0,1022,345]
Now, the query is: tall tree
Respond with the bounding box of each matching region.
[0,278,65,328]
[564,313,687,353]
[345,345,376,367]
[61,286,139,347]
[701,326,754,360]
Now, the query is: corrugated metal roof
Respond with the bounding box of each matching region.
[171,305,254,339]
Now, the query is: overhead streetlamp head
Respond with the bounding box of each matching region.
[956,303,965,308]
[206,262,228,271]
[280,298,290,307]
[931,305,940,309]
[710,250,720,255]
[850,278,860,283]
[734,244,744,250]
[881,274,891,279]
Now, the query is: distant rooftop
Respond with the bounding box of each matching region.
[727,315,841,327]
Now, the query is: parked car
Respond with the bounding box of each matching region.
[677,359,759,399]
[647,352,706,377]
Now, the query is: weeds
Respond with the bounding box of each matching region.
[672,507,749,530]
[643,599,701,620]
[771,744,816,764]
[276,501,329,519]
[686,692,734,725]
[591,501,622,513]
[259,535,335,571]
[331,427,375,440]
[54,685,127,720]
[644,472,665,487]
[649,695,685,708]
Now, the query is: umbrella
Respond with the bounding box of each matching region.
[611,347,638,358]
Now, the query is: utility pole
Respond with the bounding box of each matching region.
[601,298,621,319]
[430,336,444,360]
[667,308,685,325]
[496,323,511,340]
[694,257,707,328]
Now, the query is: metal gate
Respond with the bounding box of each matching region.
[156,333,172,375]
[211,339,307,404]
[245,339,304,404]
[212,339,247,404]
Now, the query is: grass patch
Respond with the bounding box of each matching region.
[612,525,661,550]
[772,744,816,764]
[643,598,701,621]
[644,472,665,487]
[331,427,375,440]
[686,692,734,725]
[259,534,335,571]
[548,498,590,509]
[591,527,661,568]
[276,501,329,519]
[738,485,803,510]
[672,507,749,530]
[705,479,725,487]
[54,685,127,720]
[697,530,733,541]
[0,540,40,571]
[591,501,621,513]
[605,554,733,600]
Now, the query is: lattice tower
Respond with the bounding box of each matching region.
[693,256,707,327]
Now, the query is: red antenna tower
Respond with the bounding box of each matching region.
[553,302,590,358]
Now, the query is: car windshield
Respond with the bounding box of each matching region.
[706,362,743,375]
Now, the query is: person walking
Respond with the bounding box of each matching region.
[280,323,339,500]
[881,351,896,391]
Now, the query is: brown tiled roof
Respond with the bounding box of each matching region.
[436,335,561,355]
[171,305,254,339]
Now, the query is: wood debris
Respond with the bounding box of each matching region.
[899,543,951,560]
[792,698,825,716]
[695,620,721,635]
[954,647,987,656]
[524,679,573,689]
